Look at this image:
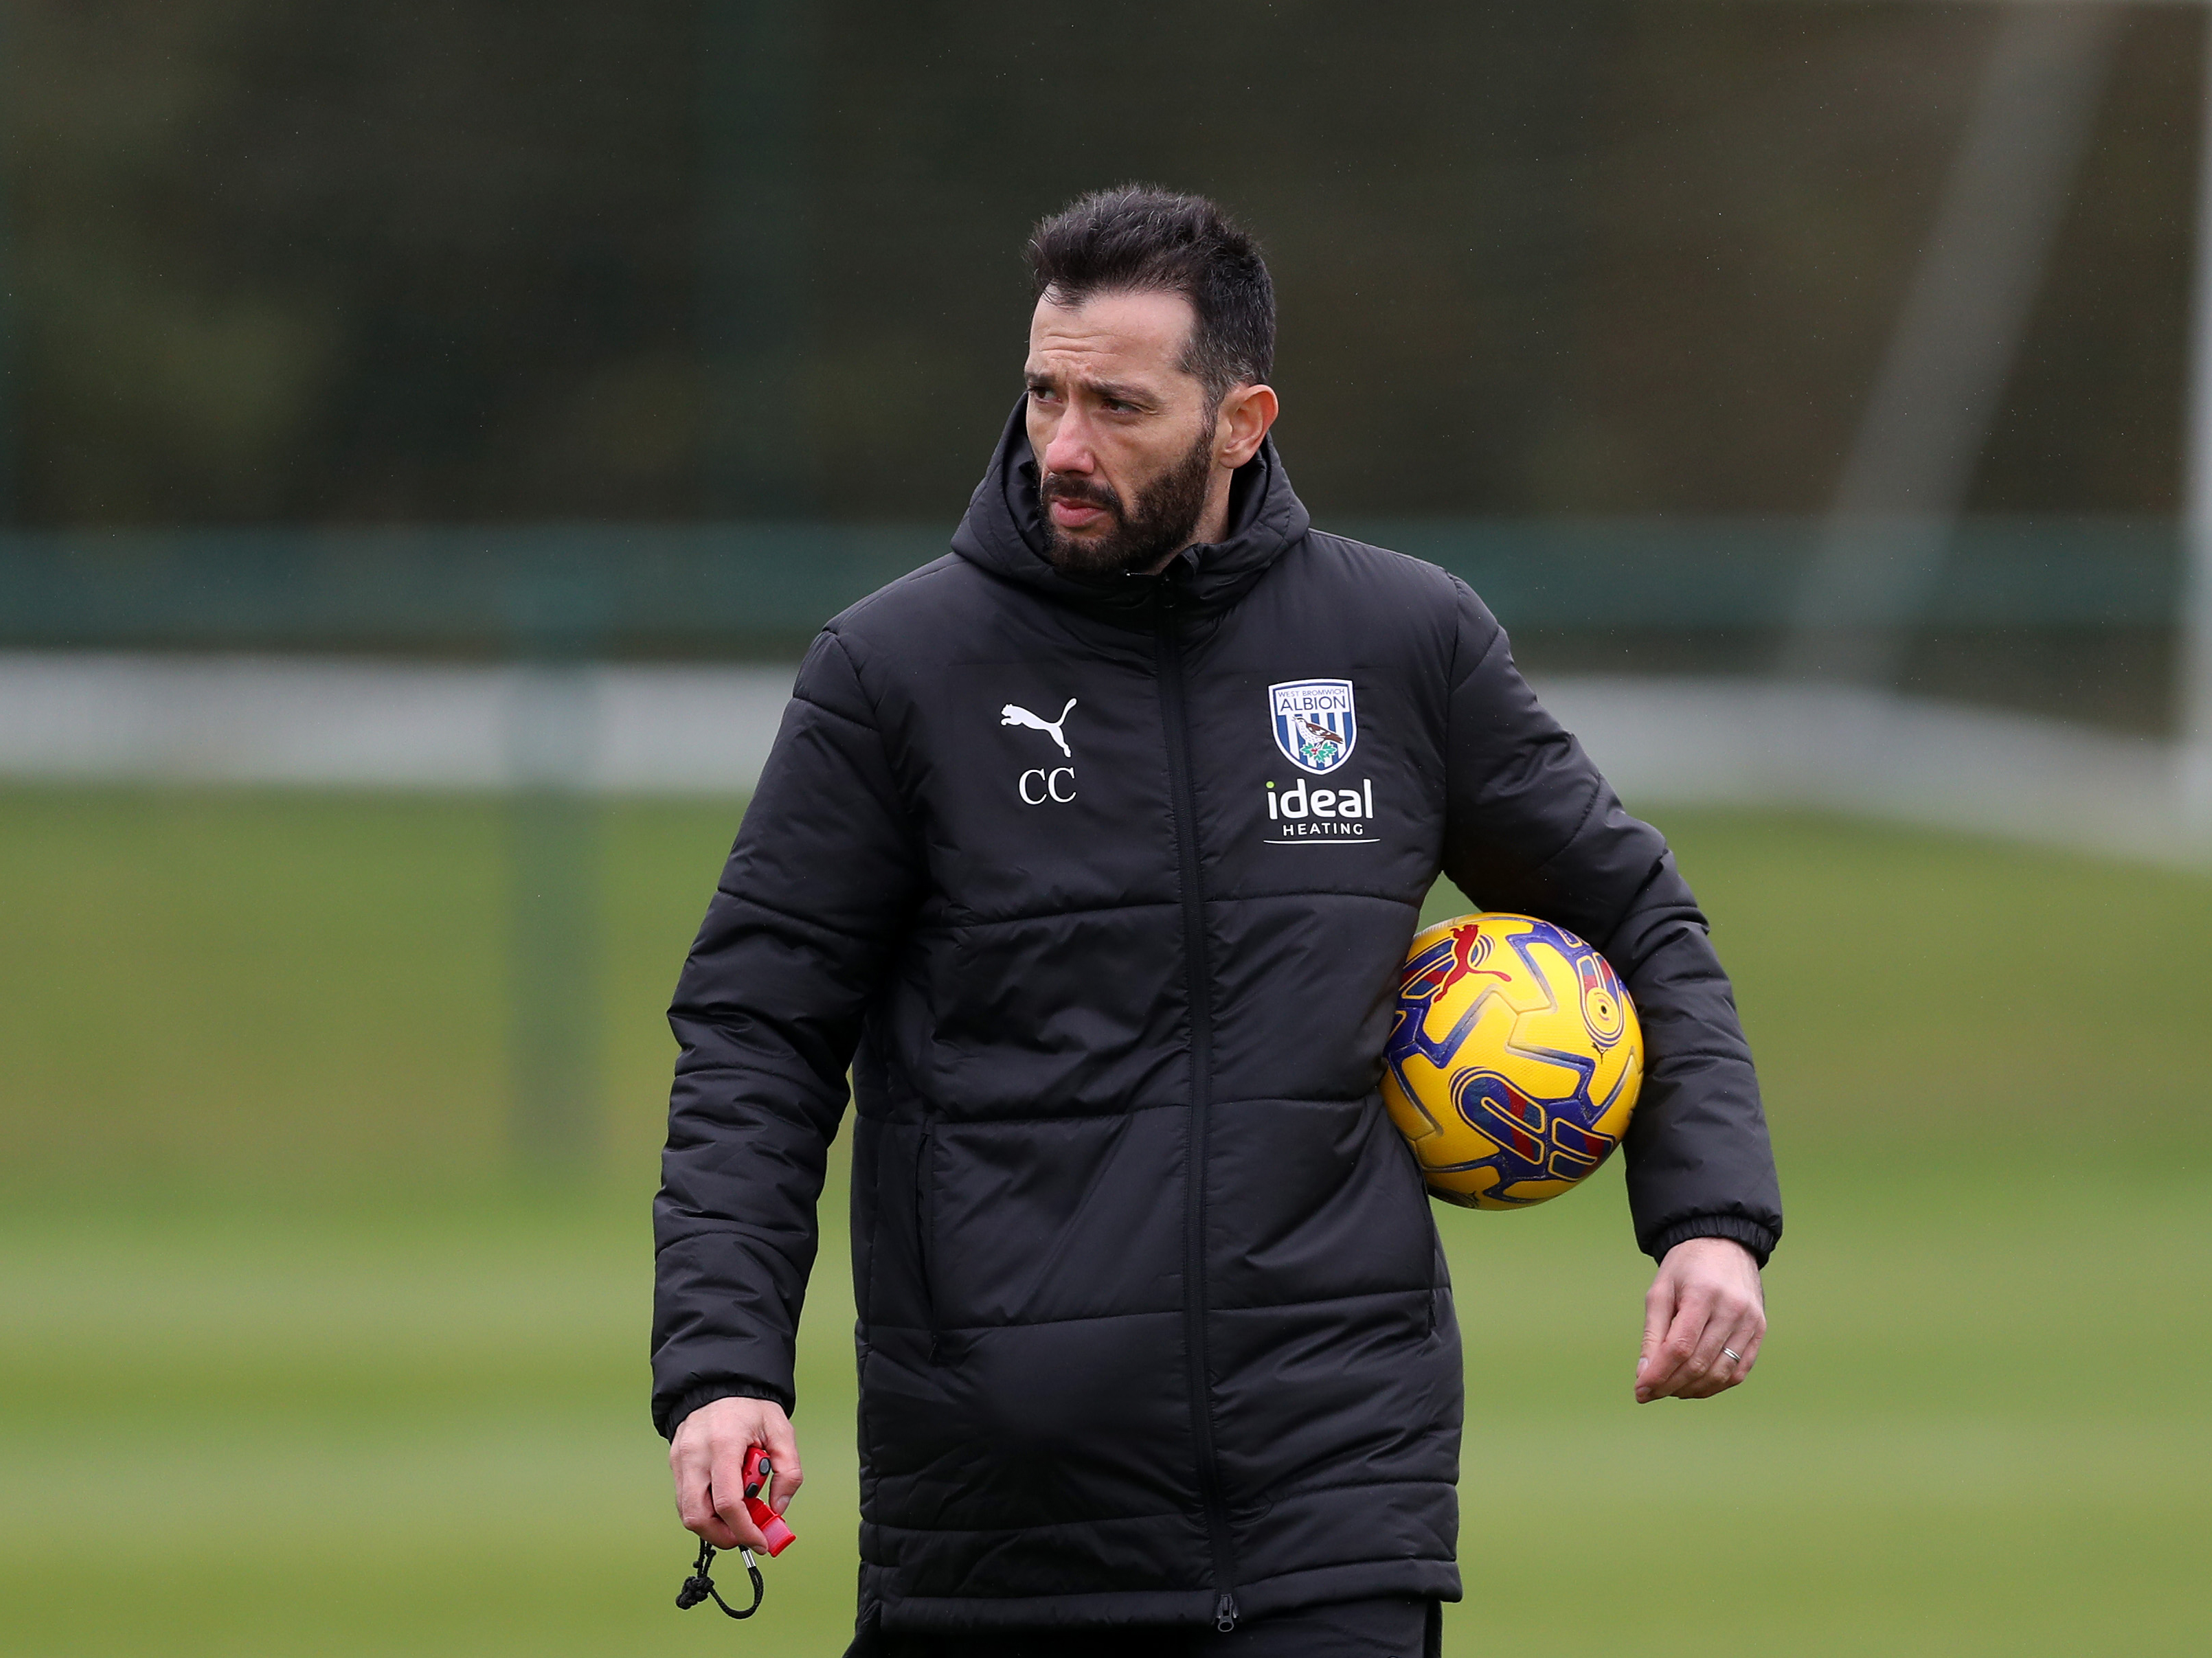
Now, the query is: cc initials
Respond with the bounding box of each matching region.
[1019,767,1076,804]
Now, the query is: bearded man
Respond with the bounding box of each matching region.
[653,186,1783,1657]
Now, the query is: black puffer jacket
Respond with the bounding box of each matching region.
[653,406,1782,1635]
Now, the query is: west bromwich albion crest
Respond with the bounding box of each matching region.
[1270,679,1357,775]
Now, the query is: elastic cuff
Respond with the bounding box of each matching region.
[1643,1215,1778,1268]
[660,1379,790,1440]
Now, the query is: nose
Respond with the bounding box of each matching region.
[1041,405,1096,475]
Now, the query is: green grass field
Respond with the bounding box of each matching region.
[3,788,2208,1655]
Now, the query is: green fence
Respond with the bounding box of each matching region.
[0,516,2181,653]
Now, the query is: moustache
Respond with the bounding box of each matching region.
[1040,473,1122,515]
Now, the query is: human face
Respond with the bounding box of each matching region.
[1024,288,1221,577]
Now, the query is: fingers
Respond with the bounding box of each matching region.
[671,1422,743,1549]
[1675,1296,1743,1398]
[1692,1253,1766,1398]
[1694,1302,1770,1396]
[1681,1313,1763,1398]
[1634,1273,1680,1403]
[1639,1282,1717,1403]
[758,1409,804,1516]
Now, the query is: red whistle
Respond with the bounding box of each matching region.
[739,1445,796,1557]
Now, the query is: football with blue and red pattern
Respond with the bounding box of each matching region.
[1381,912,1643,1209]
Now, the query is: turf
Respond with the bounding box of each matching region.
[1,788,2207,1655]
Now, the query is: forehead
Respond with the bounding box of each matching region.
[1026,288,1198,384]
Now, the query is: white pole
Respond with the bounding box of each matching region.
[1782,4,2119,687]
[2183,9,2212,837]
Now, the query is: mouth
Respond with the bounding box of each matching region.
[1048,498,1110,532]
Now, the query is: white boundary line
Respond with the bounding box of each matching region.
[0,653,2202,867]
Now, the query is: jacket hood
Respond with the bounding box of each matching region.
[949,396,1311,615]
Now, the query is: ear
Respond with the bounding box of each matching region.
[1215,383,1279,468]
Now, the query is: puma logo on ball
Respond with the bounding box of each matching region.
[1000,699,1077,758]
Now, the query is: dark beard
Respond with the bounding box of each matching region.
[1039,424,1216,578]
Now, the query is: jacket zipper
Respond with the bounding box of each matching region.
[1154,588,1240,1634]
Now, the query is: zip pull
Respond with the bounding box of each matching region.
[1215,1591,1240,1633]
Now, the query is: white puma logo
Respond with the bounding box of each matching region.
[1000,698,1077,758]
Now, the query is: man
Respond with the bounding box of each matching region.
[654,186,1782,1656]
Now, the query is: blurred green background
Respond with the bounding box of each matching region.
[3,788,2206,1656]
[6,1,2212,1653]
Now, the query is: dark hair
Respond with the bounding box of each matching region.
[1026,185,1274,405]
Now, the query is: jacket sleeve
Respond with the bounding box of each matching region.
[651,628,921,1436]
[1435,580,1783,1264]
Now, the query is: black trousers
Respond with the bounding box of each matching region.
[858,1597,1442,1657]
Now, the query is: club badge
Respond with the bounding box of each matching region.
[1269,679,1357,775]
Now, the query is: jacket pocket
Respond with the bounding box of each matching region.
[914,1120,941,1361]
[852,1118,880,1327]
[1427,1236,1446,1337]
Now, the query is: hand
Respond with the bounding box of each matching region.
[1635,1236,1765,1403]
[670,1394,802,1550]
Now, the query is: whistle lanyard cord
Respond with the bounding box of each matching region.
[677,1538,765,1619]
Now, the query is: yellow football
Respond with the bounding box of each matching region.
[1381,912,1643,1209]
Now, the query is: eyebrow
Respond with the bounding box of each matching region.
[1026,370,1156,407]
